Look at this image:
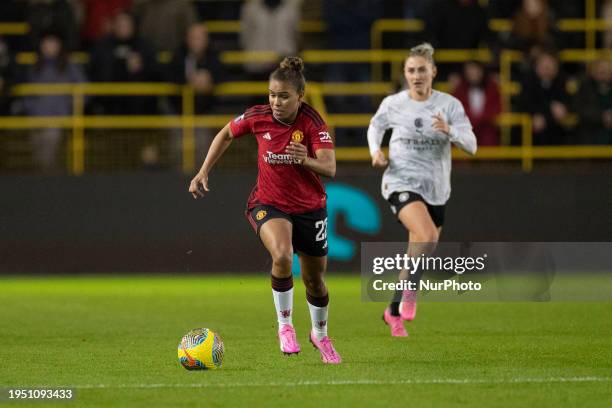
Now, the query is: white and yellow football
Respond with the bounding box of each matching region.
[178,328,224,370]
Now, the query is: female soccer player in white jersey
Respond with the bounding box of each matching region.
[367,43,477,337]
[189,57,340,363]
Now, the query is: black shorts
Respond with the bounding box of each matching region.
[246,205,328,257]
[388,191,446,227]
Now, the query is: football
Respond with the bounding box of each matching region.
[177,328,224,370]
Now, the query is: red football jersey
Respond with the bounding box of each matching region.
[229,102,334,214]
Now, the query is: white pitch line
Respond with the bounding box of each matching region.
[55,377,612,389]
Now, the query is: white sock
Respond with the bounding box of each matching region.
[272,288,293,328]
[307,302,328,341]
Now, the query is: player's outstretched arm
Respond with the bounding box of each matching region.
[189,123,234,199]
[285,142,336,178]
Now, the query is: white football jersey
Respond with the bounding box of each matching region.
[367,90,477,205]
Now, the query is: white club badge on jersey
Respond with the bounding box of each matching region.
[398,192,410,203]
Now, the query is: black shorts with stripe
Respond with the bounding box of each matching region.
[246,205,328,257]
[388,191,446,227]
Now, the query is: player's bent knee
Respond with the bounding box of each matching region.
[425,229,440,244]
[413,228,439,245]
[271,251,293,271]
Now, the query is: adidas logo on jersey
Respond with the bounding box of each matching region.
[262,132,271,140]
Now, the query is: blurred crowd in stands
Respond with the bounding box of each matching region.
[0,0,610,170]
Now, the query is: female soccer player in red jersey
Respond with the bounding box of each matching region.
[189,57,341,364]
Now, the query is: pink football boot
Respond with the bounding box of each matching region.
[278,324,300,355]
[400,290,417,321]
[383,307,408,337]
[309,332,341,364]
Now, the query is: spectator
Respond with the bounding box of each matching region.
[90,11,158,114]
[133,0,198,52]
[574,59,611,145]
[23,32,86,171]
[80,0,132,49]
[453,61,502,146]
[240,0,301,77]
[166,23,223,166]
[510,0,555,51]
[518,50,570,145]
[167,24,222,113]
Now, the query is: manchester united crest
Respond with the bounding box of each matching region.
[291,130,304,143]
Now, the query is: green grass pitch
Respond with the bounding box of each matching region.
[0,275,611,407]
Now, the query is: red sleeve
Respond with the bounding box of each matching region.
[229,111,253,139]
[309,122,334,152]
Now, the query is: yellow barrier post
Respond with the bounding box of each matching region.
[521,113,533,172]
[182,86,195,174]
[306,83,332,137]
[586,0,596,49]
[371,19,388,83]
[71,85,85,175]
[499,50,522,146]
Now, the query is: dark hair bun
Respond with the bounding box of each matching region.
[279,57,304,73]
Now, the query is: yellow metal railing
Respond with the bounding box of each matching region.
[205,19,325,33]
[9,19,610,73]
[370,0,608,51]
[0,22,29,35]
[0,20,326,36]
[370,16,612,39]
[217,49,494,85]
[4,82,612,174]
[370,17,612,46]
